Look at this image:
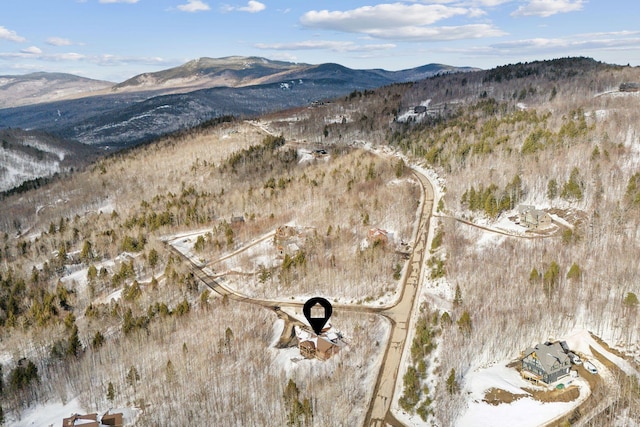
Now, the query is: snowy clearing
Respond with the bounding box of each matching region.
[457,363,589,427]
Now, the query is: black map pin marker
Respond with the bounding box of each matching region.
[303,297,333,335]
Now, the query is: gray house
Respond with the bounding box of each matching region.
[518,205,552,230]
[522,342,571,384]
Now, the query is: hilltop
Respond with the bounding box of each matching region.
[0,72,112,109]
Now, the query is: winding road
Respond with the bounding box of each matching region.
[166,151,436,427]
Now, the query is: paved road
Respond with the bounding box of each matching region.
[365,169,434,427]
[167,150,436,427]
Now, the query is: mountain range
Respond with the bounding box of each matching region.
[0,56,475,193]
[0,57,475,144]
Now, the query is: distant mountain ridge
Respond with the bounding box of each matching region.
[111,56,477,94]
[0,72,113,109]
[112,56,307,92]
[0,56,477,148]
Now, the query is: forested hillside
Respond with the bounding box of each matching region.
[0,57,639,426]
[267,57,640,425]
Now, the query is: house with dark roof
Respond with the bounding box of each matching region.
[521,342,571,384]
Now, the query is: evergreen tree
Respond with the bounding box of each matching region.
[529,267,540,283]
[58,217,66,234]
[107,382,115,402]
[543,261,560,296]
[166,359,176,384]
[57,243,68,263]
[623,292,639,307]
[457,311,472,336]
[453,284,463,306]
[547,178,558,200]
[87,264,98,283]
[446,368,459,394]
[440,311,452,326]
[67,325,82,357]
[283,379,299,406]
[561,167,584,201]
[80,240,93,262]
[126,366,140,390]
[148,248,159,271]
[92,331,105,349]
[225,327,234,345]
[566,263,581,282]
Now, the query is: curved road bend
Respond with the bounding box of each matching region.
[167,167,435,427]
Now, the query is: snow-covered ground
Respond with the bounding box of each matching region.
[9,398,141,427]
[493,215,529,234]
[457,363,589,427]
[396,100,432,123]
[269,308,391,426]
[10,398,86,427]
[564,329,640,378]
[455,328,640,427]
[549,213,574,230]
[0,147,61,192]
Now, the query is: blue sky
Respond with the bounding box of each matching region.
[1,0,639,81]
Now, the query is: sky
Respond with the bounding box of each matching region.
[1,0,639,82]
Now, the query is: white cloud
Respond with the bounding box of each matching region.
[0,26,26,43]
[492,33,640,52]
[370,24,506,41]
[439,31,640,57]
[178,0,210,12]
[99,0,140,3]
[256,40,396,52]
[471,0,514,6]
[301,4,472,31]
[46,37,74,46]
[223,1,266,13]
[90,54,168,66]
[512,0,585,17]
[0,49,173,67]
[0,51,84,61]
[21,46,43,55]
[238,1,266,13]
[300,3,505,42]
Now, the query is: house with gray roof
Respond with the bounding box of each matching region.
[517,205,552,230]
[521,342,571,384]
